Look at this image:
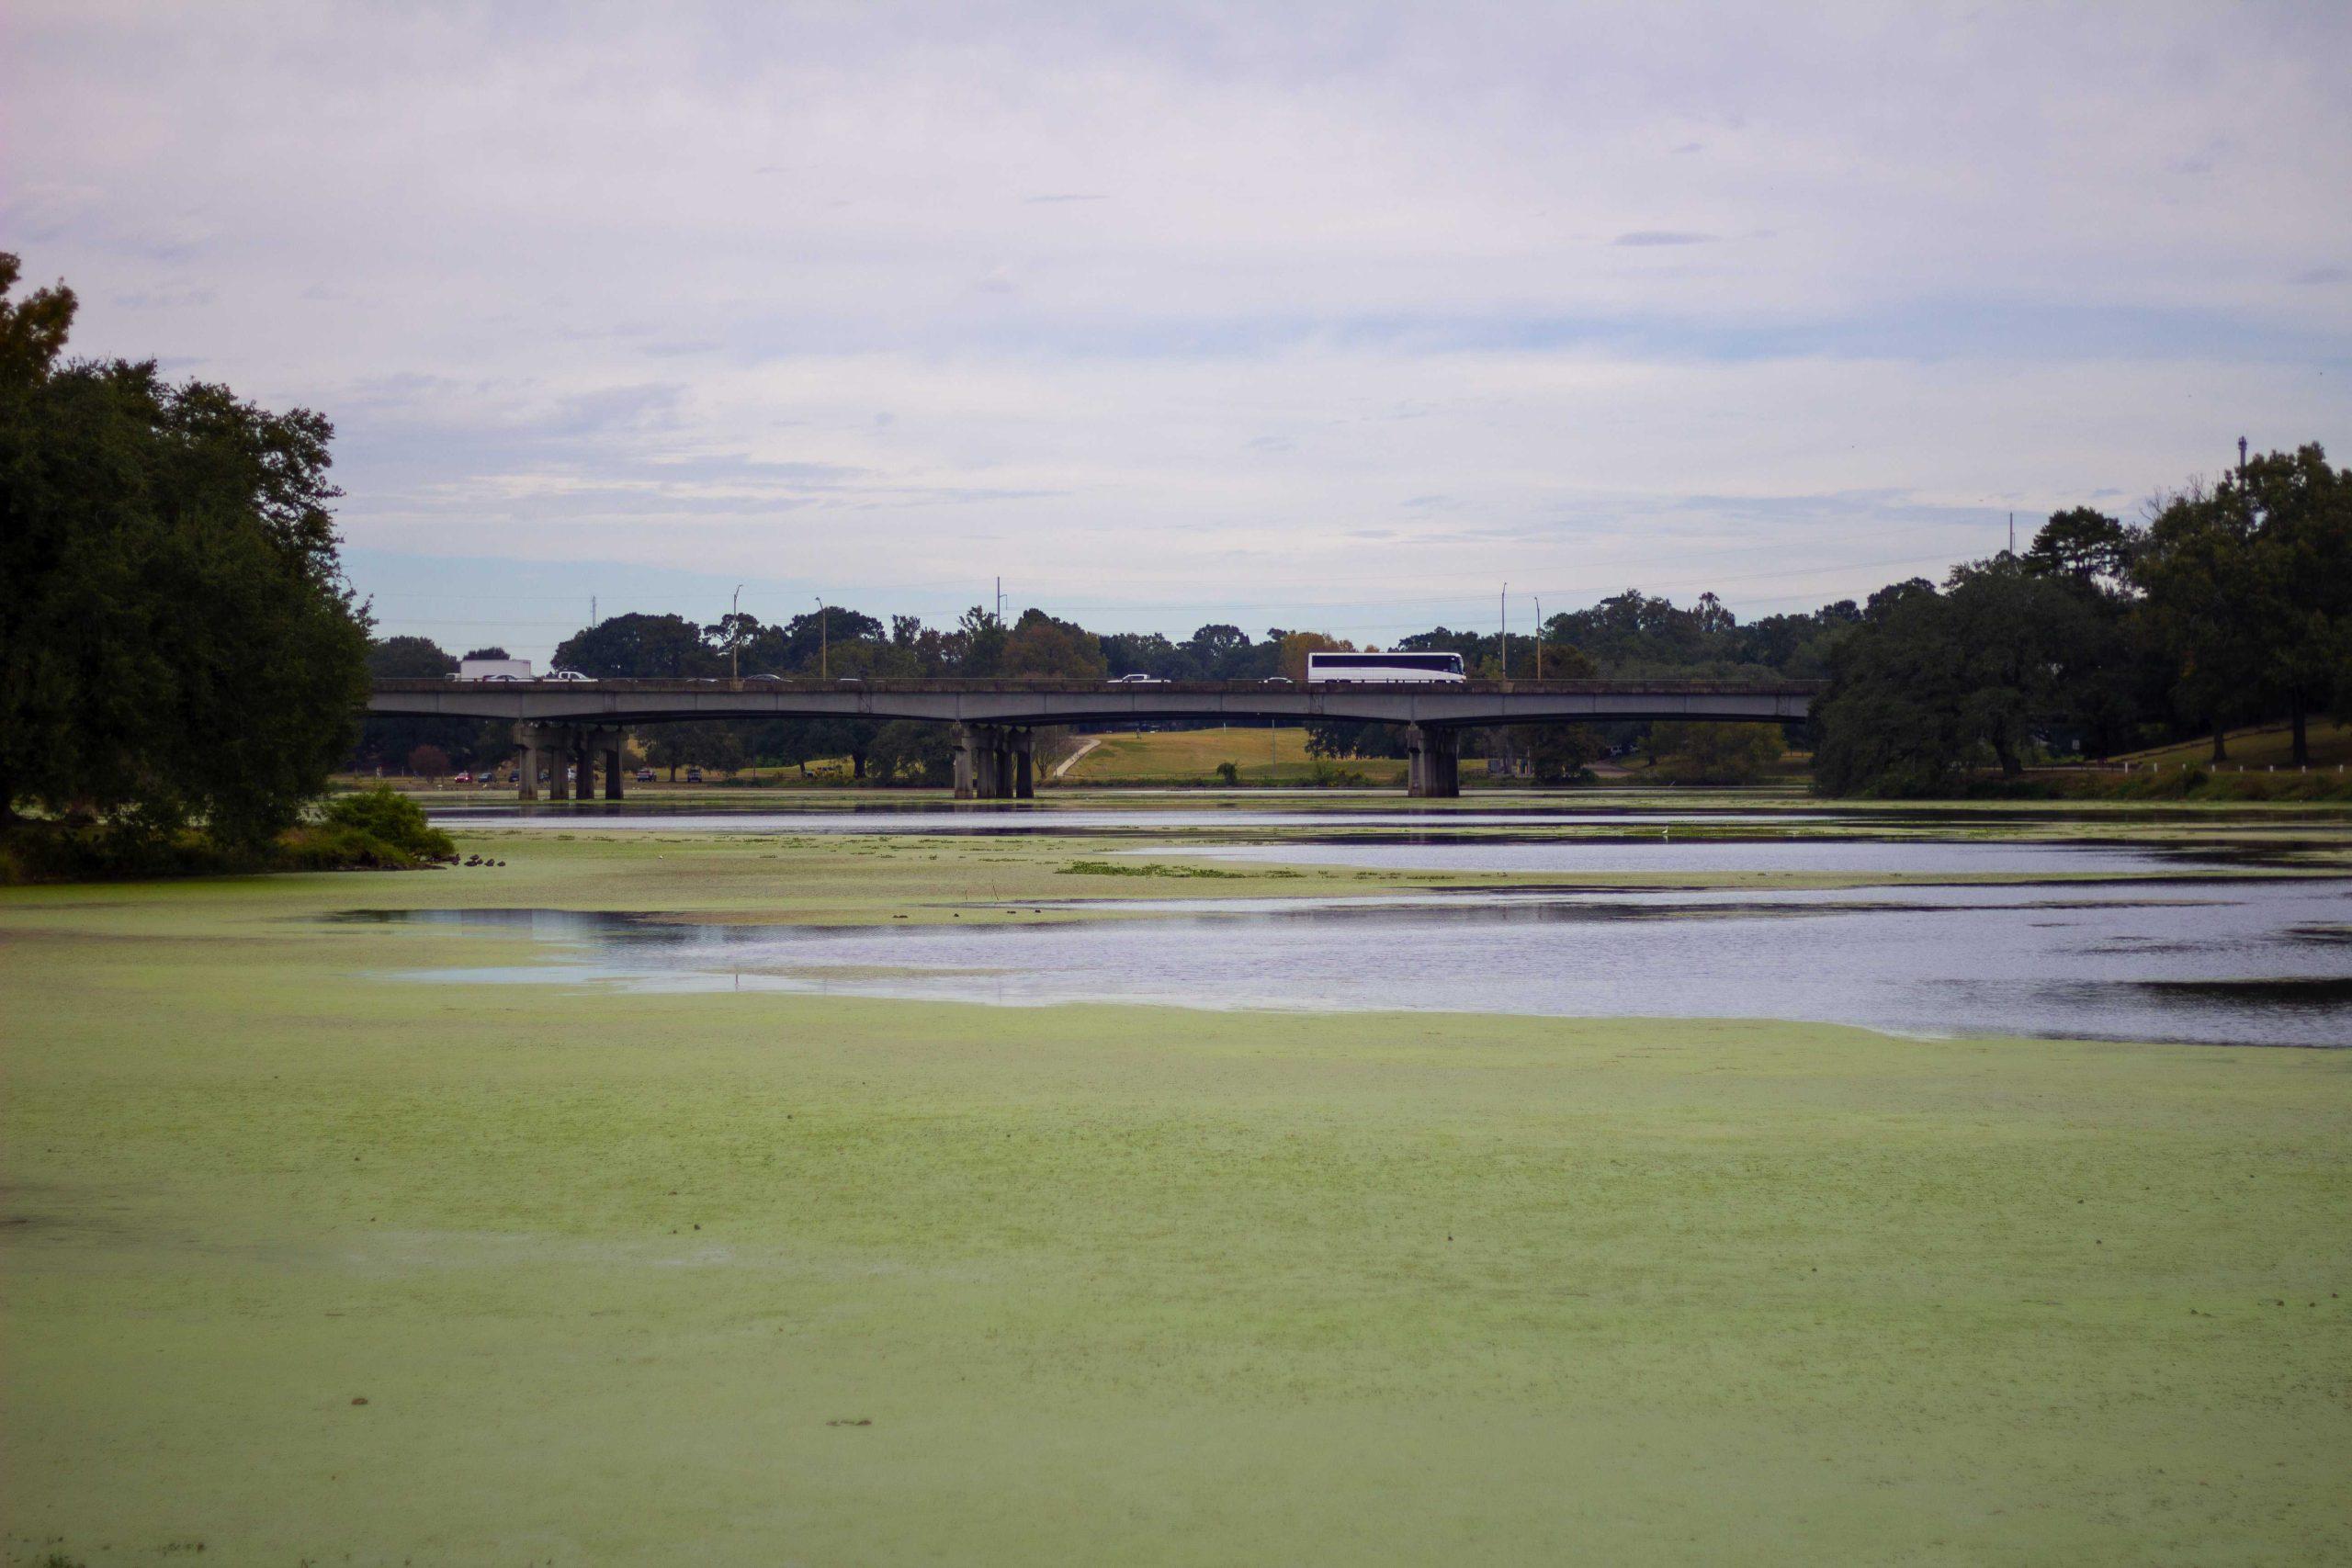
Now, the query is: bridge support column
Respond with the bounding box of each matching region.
[515,725,540,801]
[1405,725,1460,798]
[953,723,986,801]
[953,725,1027,800]
[603,733,625,800]
[527,724,570,801]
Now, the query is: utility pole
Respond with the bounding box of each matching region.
[814,595,828,680]
[1499,582,1508,677]
[2238,434,2248,480]
[2007,513,2015,556]
[1533,597,1542,679]
[591,594,597,626]
[729,583,742,681]
[995,576,1003,624]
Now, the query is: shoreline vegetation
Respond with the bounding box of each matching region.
[0,787,456,886]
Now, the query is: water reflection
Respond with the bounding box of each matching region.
[348,871,2352,1046]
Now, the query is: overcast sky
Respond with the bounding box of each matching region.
[8,1,2348,660]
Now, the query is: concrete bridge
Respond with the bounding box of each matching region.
[368,676,1819,799]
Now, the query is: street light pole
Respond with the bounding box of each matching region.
[1499,582,1508,676]
[1533,597,1542,680]
[729,583,742,682]
[815,596,828,680]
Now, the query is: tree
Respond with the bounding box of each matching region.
[866,720,956,784]
[955,606,1008,676]
[1650,722,1783,784]
[643,723,743,780]
[1811,582,1972,796]
[553,614,715,678]
[369,636,457,678]
[0,254,370,843]
[1002,609,1107,679]
[2138,446,2351,766]
[1523,724,1606,782]
[2024,507,2136,587]
[1812,559,2114,795]
[406,743,451,779]
[1182,624,1255,678]
[1279,630,1350,682]
[1101,630,1192,679]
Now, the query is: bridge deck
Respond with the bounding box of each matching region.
[368,676,1819,728]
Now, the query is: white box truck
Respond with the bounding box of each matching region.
[457,658,534,682]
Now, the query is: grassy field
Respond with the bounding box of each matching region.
[3,819,2348,1564]
[1057,725,1409,786]
[2114,717,2352,771]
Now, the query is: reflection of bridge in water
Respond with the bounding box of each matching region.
[367,677,1820,799]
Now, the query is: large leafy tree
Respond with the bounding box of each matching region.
[553,613,717,678]
[1814,556,2126,795]
[1002,608,1107,679]
[0,255,370,841]
[1811,581,1972,795]
[2136,446,2350,765]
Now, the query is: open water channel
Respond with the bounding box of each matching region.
[386,803,2352,1047]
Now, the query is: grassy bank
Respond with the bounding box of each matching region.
[2115,717,2352,772]
[2,824,2347,1564]
[1971,766,2352,804]
[1057,727,1410,786]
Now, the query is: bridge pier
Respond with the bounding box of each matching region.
[955,723,997,799]
[515,726,541,801]
[516,723,625,803]
[954,724,1032,800]
[1405,724,1461,798]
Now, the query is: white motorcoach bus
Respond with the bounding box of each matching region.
[1306,650,1466,683]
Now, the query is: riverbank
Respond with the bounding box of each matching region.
[0,790,458,886]
[2,818,2346,1564]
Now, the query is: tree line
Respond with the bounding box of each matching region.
[1816,457,2350,793]
[8,249,2343,828]
[363,454,2351,797]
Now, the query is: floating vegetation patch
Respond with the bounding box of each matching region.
[2128,976,2352,1007]
[1057,860,1297,879]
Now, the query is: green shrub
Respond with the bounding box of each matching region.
[320,787,456,859]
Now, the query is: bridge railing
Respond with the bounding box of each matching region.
[370,676,1826,696]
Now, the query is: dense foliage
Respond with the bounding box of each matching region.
[319,786,457,860]
[0,255,370,844]
[1815,452,2350,794]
